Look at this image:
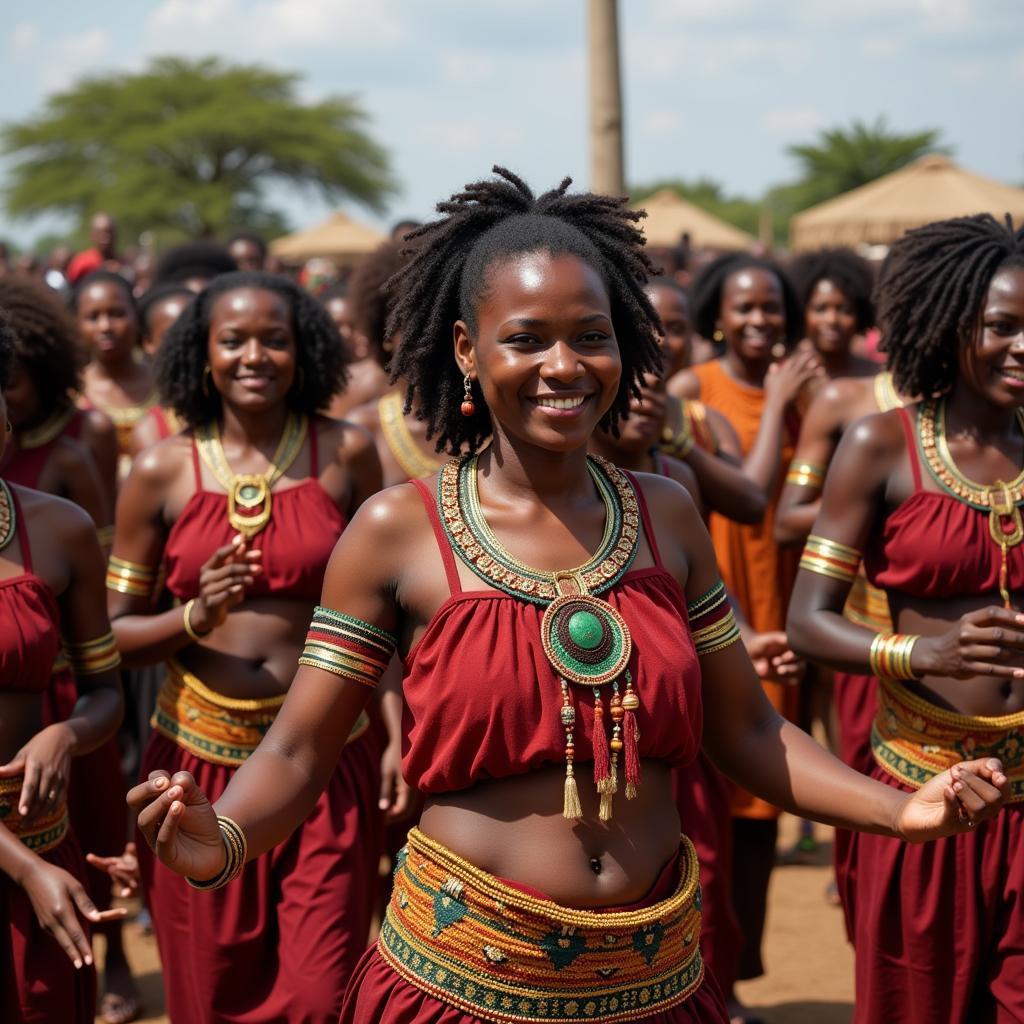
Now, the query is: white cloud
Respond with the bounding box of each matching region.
[759,107,826,138]
[11,22,39,55]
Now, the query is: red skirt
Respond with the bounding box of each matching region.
[138,725,382,1024]
[0,832,96,1023]
[849,769,1024,1023]
[672,753,741,996]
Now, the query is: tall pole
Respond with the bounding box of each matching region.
[588,0,624,196]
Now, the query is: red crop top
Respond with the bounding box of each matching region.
[400,475,703,794]
[163,427,346,602]
[864,406,1024,598]
[0,486,61,693]
[1,410,84,491]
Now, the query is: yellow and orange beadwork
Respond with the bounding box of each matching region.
[379,827,705,1024]
[0,777,69,853]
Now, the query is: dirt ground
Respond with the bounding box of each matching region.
[99,815,853,1024]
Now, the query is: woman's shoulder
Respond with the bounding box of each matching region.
[10,482,94,544]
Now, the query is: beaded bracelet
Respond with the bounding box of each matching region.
[687,580,742,657]
[106,555,158,598]
[186,816,248,891]
[64,631,121,676]
[298,607,396,688]
[799,535,862,583]
[869,632,920,680]
[785,461,826,491]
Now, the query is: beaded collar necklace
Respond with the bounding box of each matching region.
[918,397,1024,605]
[437,453,643,821]
[17,407,78,450]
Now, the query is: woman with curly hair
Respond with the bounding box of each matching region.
[0,314,126,1022]
[788,214,1024,1022]
[74,270,158,481]
[126,170,1006,1024]
[107,271,383,1022]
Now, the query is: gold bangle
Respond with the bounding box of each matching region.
[183,599,211,642]
[869,632,919,680]
[186,815,248,891]
[785,461,826,491]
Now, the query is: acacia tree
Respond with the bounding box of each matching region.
[2,56,396,242]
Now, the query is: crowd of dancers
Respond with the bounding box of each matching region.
[1,167,1022,1024]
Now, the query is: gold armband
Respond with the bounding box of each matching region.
[298,607,396,688]
[106,555,158,597]
[96,525,115,549]
[869,632,920,681]
[186,816,247,891]
[687,580,742,657]
[64,631,121,676]
[799,535,862,583]
[785,461,826,491]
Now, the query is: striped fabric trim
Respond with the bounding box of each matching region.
[298,607,396,688]
[64,631,121,675]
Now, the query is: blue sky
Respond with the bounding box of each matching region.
[2,0,1022,247]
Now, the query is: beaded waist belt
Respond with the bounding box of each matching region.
[153,658,369,766]
[842,571,891,632]
[378,828,704,1023]
[0,777,69,853]
[872,676,1024,802]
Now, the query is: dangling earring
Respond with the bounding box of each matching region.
[712,329,725,344]
[202,366,212,397]
[460,374,476,417]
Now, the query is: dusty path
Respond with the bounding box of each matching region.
[101,816,854,1024]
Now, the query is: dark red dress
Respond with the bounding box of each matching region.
[846,406,1024,1023]
[136,428,383,1024]
[340,474,729,1024]
[0,484,96,1023]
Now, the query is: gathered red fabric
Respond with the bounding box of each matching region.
[163,428,345,602]
[401,477,703,795]
[0,488,61,693]
[865,406,1024,598]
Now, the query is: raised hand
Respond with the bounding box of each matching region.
[20,860,127,967]
[0,722,74,818]
[764,348,824,410]
[914,605,1024,679]
[127,770,225,881]
[897,757,1008,842]
[188,535,263,635]
[86,841,139,899]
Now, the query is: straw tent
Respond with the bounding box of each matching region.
[634,189,755,251]
[790,155,1024,251]
[269,212,385,266]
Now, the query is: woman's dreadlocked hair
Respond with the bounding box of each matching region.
[877,214,1024,397]
[385,166,663,454]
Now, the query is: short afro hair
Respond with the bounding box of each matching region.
[387,166,662,454]
[156,271,350,427]
[346,241,407,364]
[71,269,136,313]
[0,310,16,391]
[789,247,874,333]
[154,241,237,286]
[877,214,1024,397]
[0,275,82,410]
[691,252,802,347]
[137,282,195,335]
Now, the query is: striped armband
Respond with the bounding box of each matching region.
[298,607,396,688]
[64,631,121,676]
[799,535,862,583]
[686,580,742,657]
[785,461,826,491]
[106,555,158,598]
[869,632,920,681]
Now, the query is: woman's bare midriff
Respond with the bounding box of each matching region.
[175,597,311,700]
[894,590,1024,715]
[419,760,682,907]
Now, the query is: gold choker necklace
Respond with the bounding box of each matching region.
[196,413,308,539]
[17,407,78,449]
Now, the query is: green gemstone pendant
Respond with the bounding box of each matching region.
[568,610,603,650]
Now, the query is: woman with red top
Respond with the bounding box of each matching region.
[788,214,1024,1022]
[129,171,1005,1024]
[108,271,382,1023]
[0,318,126,1022]
[75,271,159,482]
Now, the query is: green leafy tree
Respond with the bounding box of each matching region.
[767,117,950,220]
[630,177,762,238]
[2,56,396,244]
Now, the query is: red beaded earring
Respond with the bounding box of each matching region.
[460,373,476,417]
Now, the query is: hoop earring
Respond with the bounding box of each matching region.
[202,366,212,397]
[460,374,476,417]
